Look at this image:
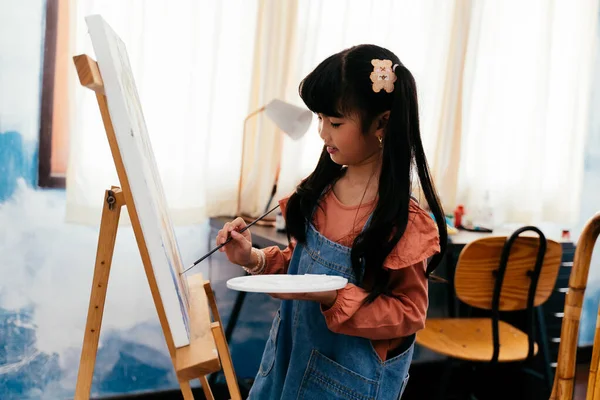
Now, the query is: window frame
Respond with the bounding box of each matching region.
[38,0,66,189]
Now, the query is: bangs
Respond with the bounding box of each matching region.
[299,55,355,118]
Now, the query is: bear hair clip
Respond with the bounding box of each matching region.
[370,59,398,93]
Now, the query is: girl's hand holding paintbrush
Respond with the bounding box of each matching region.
[216,217,256,267]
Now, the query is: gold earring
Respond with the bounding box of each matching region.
[378,136,383,148]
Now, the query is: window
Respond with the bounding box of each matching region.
[38,0,69,188]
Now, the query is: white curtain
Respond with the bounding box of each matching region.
[277,0,598,227]
[66,0,598,227]
[67,0,258,225]
[238,0,299,218]
[457,0,599,225]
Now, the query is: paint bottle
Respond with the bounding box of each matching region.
[454,205,465,228]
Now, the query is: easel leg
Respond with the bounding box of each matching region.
[204,281,242,400]
[211,322,242,400]
[199,375,215,400]
[179,381,194,400]
[75,189,124,400]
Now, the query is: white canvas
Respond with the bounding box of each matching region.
[85,15,190,347]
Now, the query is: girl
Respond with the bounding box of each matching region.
[216,44,447,400]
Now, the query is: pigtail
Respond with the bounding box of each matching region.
[393,66,448,279]
[354,65,415,303]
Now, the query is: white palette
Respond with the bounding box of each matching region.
[226,274,348,293]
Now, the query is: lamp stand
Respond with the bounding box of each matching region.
[236,105,277,226]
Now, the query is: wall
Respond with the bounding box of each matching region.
[0,1,273,398]
[0,0,42,199]
[0,180,271,399]
[1,1,600,399]
[577,7,600,346]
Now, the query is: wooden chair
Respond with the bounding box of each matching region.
[416,226,563,398]
[550,212,600,400]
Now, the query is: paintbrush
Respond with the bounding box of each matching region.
[180,204,281,275]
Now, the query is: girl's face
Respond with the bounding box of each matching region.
[317,113,384,166]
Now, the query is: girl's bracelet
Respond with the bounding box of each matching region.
[242,248,266,275]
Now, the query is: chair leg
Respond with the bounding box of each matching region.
[536,306,554,391]
[463,362,478,400]
[435,359,482,400]
[437,358,457,400]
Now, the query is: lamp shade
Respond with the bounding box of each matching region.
[264,99,312,140]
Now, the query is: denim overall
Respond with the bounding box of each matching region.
[248,214,415,400]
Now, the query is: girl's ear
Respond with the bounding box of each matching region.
[376,111,391,135]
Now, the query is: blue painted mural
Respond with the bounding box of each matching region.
[0,181,276,398]
[0,132,37,202]
[0,306,61,397]
[0,1,275,398]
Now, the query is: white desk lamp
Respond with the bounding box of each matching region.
[236,99,312,225]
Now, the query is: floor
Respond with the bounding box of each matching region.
[96,224,593,400]
[401,361,589,400]
[100,363,590,400]
[575,364,588,400]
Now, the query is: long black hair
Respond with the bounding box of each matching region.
[285,44,447,302]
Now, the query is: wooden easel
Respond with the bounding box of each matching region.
[72,54,241,400]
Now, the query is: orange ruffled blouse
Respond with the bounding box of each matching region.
[260,189,440,361]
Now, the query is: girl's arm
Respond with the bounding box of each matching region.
[322,206,440,340]
[249,241,296,275]
[321,259,429,340]
[244,196,295,275]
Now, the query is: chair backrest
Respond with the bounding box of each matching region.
[550,212,600,400]
[454,233,562,312]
